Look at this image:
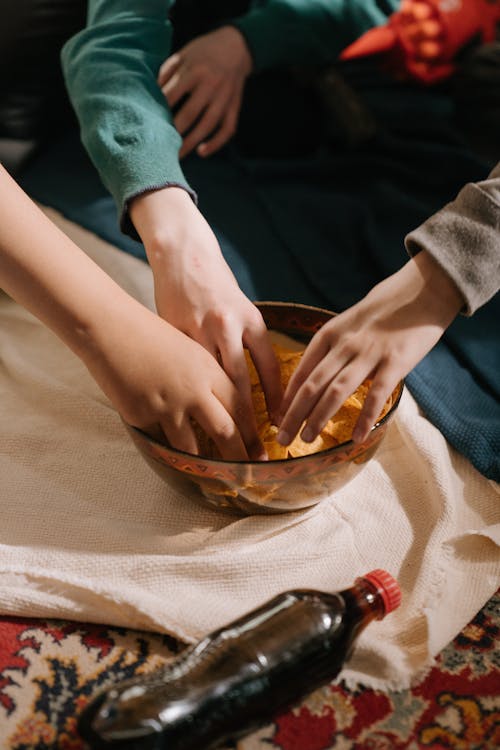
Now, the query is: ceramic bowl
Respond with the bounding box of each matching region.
[124,302,403,515]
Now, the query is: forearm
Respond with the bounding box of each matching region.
[130,187,231,302]
[0,166,141,361]
[232,0,398,72]
[411,249,464,323]
[61,0,194,236]
[405,162,500,315]
[0,171,266,460]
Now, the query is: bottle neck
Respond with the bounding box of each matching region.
[340,578,386,627]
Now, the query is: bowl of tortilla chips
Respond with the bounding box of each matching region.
[124,302,403,515]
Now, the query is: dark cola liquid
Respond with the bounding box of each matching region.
[79,581,384,750]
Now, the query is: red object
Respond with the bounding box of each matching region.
[340,0,500,83]
[362,569,402,614]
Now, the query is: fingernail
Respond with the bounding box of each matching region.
[276,430,289,446]
[300,427,314,443]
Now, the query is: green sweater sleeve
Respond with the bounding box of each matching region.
[61,0,194,236]
[232,0,399,72]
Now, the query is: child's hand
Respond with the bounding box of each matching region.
[276,251,464,447]
[130,187,283,443]
[158,26,252,158]
[84,299,267,461]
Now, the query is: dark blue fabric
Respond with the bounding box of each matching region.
[19,76,500,481]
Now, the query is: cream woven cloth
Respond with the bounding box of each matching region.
[0,208,498,691]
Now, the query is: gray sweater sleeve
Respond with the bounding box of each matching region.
[405,162,500,316]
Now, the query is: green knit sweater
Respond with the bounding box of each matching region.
[61,0,398,231]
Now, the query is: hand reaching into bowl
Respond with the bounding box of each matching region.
[277,162,500,450]
[129,187,283,447]
[276,251,464,447]
[85,304,269,462]
[158,26,252,159]
[0,166,268,462]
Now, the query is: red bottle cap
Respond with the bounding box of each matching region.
[361,569,401,614]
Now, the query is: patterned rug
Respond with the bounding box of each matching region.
[1,592,498,750]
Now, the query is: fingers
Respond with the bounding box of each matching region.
[158,53,182,87]
[159,413,200,456]
[161,68,194,109]
[191,396,250,462]
[301,355,380,443]
[162,395,250,462]
[243,321,283,424]
[277,333,332,421]
[352,363,401,443]
[160,60,242,159]
[277,343,381,446]
[157,382,253,462]
[176,87,241,159]
[217,330,267,461]
[276,354,344,446]
[278,348,399,448]
[196,90,242,158]
[177,94,229,159]
[174,87,214,135]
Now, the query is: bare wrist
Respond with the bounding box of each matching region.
[129,186,195,260]
[413,250,464,320]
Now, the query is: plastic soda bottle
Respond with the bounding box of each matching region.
[78,569,401,749]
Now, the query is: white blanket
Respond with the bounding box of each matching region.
[0,208,498,691]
